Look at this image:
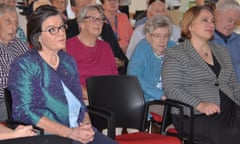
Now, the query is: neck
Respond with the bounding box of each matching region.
[39,50,59,69]
[78,33,96,47]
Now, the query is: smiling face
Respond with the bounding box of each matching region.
[189,9,215,41]
[38,15,66,52]
[0,11,18,45]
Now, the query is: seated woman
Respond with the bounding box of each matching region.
[128,15,175,102]
[66,4,118,100]
[7,5,117,144]
[162,5,240,144]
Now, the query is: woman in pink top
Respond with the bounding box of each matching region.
[100,0,133,53]
[66,5,118,100]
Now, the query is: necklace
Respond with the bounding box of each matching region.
[49,55,59,69]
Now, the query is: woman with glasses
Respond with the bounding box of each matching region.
[66,4,118,101]
[162,5,240,144]
[7,5,117,144]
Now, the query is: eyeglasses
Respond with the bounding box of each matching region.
[105,0,118,2]
[41,24,68,35]
[83,16,105,24]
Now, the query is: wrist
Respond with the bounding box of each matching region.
[66,128,74,138]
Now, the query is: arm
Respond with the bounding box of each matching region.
[127,43,164,101]
[37,116,94,143]
[0,124,35,140]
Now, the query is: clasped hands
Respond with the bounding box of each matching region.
[68,122,95,144]
[196,102,221,116]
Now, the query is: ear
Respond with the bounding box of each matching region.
[145,33,152,42]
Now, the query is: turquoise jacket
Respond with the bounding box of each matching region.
[127,38,176,102]
[8,49,86,126]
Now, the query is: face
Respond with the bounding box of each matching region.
[147,26,170,55]
[215,9,240,36]
[0,11,18,45]
[102,0,119,12]
[189,9,215,41]
[74,0,92,13]
[147,1,166,18]
[80,9,104,38]
[52,0,66,12]
[38,15,66,52]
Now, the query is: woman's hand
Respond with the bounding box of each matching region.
[196,102,221,116]
[69,123,95,143]
[13,125,36,138]
[115,57,124,68]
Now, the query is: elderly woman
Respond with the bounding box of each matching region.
[0,3,29,121]
[128,15,175,103]
[7,5,117,144]
[162,5,240,144]
[66,4,118,100]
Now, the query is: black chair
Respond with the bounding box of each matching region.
[3,88,44,135]
[86,75,181,144]
[160,99,196,144]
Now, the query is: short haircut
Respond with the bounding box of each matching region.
[27,5,63,50]
[144,15,172,36]
[181,5,215,39]
[215,0,240,12]
[0,3,17,18]
[77,4,105,23]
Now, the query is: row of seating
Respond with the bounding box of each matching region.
[3,75,196,144]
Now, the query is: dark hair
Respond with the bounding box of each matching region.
[70,0,76,7]
[148,0,165,7]
[181,4,215,39]
[27,5,63,50]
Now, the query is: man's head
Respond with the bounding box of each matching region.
[0,3,18,45]
[70,0,92,15]
[147,0,166,19]
[215,0,240,36]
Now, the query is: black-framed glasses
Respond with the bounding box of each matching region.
[83,16,105,24]
[41,24,68,35]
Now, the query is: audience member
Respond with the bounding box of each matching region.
[0,0,28,43]
[128,15,175,102]
[66,5,118,100]
[126,0,180,59]
[162,5,240,144]
[0,3,29,121]
[50,0,68,19]
[100,0,133,53]
[67,0,128,74]
[118,0,131,18]
[212,0,240,83]
[8,5,117,144]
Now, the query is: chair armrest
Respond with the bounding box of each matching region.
[163,99,194,142]
[87,106,116,139]
[5,120,44,135]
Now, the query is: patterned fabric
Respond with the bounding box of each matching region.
[8,49,86,126]
[162,39,240,115]
[0,38,28,100]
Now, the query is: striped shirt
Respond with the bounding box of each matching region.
[0,38,28,100]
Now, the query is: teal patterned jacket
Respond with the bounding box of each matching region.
[8,49,86,126]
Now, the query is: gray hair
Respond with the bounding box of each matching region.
[144,15,172,36]
[77,4,105,23]
[216,0,240,12]
[0,3,17,18]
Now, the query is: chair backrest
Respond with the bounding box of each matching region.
[86,75,148,131]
